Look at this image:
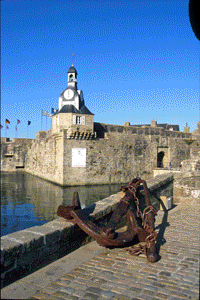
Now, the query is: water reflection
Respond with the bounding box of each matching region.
[1,172,120,236]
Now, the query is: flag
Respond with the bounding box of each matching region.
[51,108,57,114]
[5,119,10,124]
[28,121,31,125]
[0,125,3,129]
[42,110,48,116]
[42,110,52,117]
[17,119,20,124]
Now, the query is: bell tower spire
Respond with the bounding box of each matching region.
[67,64,78,89]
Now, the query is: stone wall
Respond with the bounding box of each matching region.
[24,126,193,186]
[62,132,155,186]
[173,141,200,204]
[1,123,198,186]
[173,168,200,204]
[63,130,192,185]
[152,138,200,204]
[25,130,65,185]
[1,138,33,171]
[94,123,191,140]
[1,173,173,288]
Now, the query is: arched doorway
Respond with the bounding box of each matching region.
[157,151,165,168]
[157,146,170,168]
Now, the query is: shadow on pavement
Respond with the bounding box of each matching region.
[155,210,170,261]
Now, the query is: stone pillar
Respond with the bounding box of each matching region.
[184,123,190,133]
[151,120,157,128]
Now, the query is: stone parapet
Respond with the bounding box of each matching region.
[1,138,33,171]
[1,173,173,288]
[95,123,192,139]
[1,123,197,185]
[173,185,200,204]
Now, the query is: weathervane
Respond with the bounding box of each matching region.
[72,46,75,66]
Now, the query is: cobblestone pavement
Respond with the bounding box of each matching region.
[1,203,199,300]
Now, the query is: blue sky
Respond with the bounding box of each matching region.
[1,0,199,139]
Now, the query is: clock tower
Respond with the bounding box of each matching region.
[52,64,94,139]
[58,64,84,111]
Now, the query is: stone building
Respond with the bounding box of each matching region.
[52,65,95,139]
[1,65,199,186]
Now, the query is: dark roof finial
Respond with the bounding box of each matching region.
[68,64,78,75]
[72,45,75,66]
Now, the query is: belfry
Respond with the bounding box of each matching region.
[58,64,83,111]
[52,64,95,139]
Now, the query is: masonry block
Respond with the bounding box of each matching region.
[159,196,172,211]
[24,225,61,245]
[1,238,24,261]
[5,231,44,251]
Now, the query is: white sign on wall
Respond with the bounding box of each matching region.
[72,148,86,167]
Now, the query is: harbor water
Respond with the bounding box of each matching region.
[1,172,120,237]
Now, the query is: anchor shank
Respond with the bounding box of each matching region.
[103,190,134,236]
[142,180,151,207]
[142,180,155,230]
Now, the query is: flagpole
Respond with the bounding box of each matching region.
[27,122,29,138]
[5,119,11,138]
[41,110,43,131]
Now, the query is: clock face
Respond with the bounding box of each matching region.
[64,89,74,100]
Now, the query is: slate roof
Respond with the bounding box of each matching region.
[79,105,94,115]
[58,105,79,114]
[67,65,78,75]
[57,105,94,115]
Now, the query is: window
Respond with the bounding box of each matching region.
[73,115,83,125]
[76,116,81,125]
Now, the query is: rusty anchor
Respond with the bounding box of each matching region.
[57,178,158,263]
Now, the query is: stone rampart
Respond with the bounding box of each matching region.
[1,123,197,186]
[152,140,200,205]
[173,157,200,204]
[23,127,191,186]
[1,138,33,172]
[1,173,173,288]
[25,130,65,185]
[94,123,192,139]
